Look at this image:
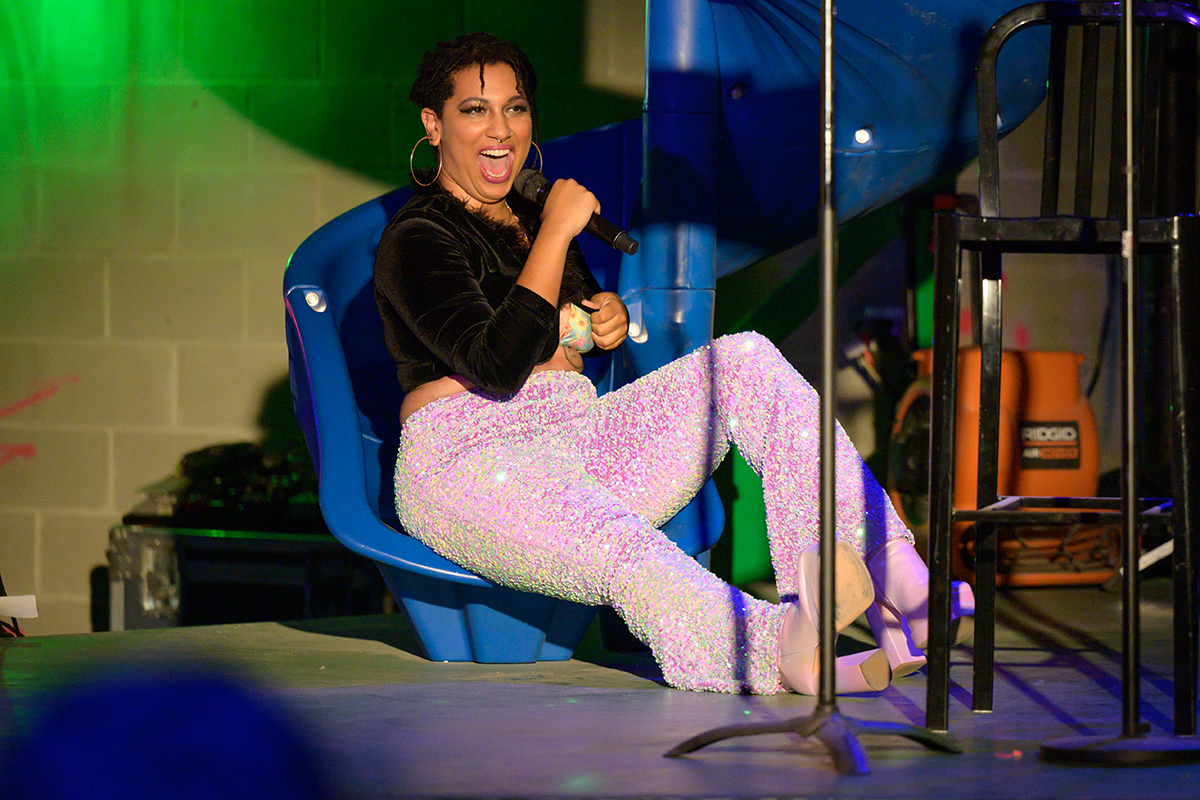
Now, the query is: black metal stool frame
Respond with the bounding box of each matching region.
[925,0,1200,734]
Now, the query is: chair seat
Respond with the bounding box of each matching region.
[954,494,1172,525]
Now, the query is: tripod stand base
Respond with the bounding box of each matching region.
[1040,734,1200,766]
[665,703,961,775]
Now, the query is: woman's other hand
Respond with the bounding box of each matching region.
[582,292,628,350]
[539,179,599,242]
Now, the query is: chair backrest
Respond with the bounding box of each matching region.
[285,187,412,525]
[975,1,1200,219]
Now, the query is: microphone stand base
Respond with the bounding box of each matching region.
[664,702,961,775]
[1040,734,1200,767]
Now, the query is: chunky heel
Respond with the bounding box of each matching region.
[835,647,892,693]
[864,600,926,678]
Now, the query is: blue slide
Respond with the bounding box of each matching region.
[284,0,1049,662]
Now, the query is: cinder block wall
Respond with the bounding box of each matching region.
[0,0,644,635]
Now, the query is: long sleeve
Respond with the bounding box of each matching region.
[374,212,557,396]
[570,239,604,299]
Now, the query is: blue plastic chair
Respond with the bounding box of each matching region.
[284,123,724,663]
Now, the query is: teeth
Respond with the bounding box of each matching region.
[481,149,508,158]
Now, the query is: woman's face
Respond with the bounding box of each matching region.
[422,62,532,217]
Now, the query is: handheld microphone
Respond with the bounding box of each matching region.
[513,168,639,255]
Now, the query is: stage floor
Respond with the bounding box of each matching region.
[3,578,1198,798]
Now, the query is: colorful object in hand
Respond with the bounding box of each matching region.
[559,303,594,353]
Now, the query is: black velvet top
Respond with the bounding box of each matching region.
[373,187,602,396]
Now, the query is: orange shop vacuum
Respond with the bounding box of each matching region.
[887,347,1120,586]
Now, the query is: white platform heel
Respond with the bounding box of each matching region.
[864,539,975,675]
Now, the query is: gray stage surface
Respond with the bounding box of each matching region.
[3,579,1198,798]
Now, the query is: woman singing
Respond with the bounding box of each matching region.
[374,32,973,695]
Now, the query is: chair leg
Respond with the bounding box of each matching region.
[971,250,1004,713]
[1169,221,1199,735]
[926,212,963,732]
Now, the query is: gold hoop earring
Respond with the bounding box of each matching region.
[525,141,543,173]
[410,136,442,187]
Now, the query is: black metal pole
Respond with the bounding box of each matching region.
[817,0,838,710]
[1119,0,1141,742]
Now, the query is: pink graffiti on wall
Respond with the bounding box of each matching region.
[0,376,82,469]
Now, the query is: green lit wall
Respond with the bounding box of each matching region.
[2,0,641,183]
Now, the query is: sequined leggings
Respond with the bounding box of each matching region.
[394,332,913,693]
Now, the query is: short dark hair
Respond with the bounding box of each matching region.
[409,32,539,136]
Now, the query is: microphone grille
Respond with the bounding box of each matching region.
[514,168,548,202]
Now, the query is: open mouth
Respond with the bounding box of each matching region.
[478,148,514,183]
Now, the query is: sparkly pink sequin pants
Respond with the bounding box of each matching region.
[395,332,913,693]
